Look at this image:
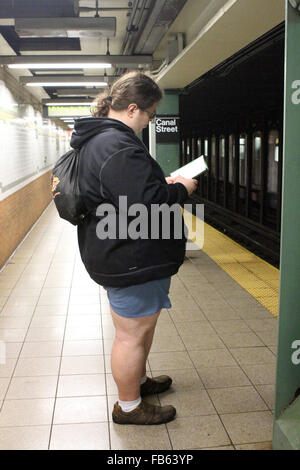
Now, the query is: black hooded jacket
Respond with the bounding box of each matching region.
[70,116,189,287]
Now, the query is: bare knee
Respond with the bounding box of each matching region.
[115,323,154,348]
[114,331,142,349]
[111,309,160,347]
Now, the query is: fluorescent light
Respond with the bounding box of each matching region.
[45,102,94,106]
[26,82,108,87]
[9,63,112,69]
[0,54,151,68]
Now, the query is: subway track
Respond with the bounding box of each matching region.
[189,196,280,269]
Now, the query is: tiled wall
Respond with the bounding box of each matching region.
[0,67,69,269]
[0,171,52,268]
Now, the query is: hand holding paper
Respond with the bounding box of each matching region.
[165,176,175,184]
[171,175,198,195]
[170,155,208,179]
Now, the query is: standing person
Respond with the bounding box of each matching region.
[70,71,198,425]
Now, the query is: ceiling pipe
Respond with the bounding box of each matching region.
[124,0,148,55]
[133,0,188,54]
[79,7,134,12]
[121,0,141,55]
[151,59,168,76]
[116,0,149,76]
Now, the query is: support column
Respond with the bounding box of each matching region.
[272,0,300,450]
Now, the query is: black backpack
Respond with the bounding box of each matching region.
[51,148,88,226]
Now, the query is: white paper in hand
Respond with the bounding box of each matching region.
[170,155,208,179]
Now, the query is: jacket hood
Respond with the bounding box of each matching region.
[70,116,135,149]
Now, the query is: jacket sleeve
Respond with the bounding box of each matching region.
[99,146,189,207]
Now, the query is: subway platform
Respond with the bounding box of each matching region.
[0,203,278,450]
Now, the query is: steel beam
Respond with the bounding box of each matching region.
[19,75,114,85]
[42,98,94,105]
[0,0,78,18]
[55,88,102,97]
[15,17,116,38]
[19,38,81,52]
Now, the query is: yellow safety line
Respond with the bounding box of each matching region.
[0,109,17,120]
[183,210,279,317]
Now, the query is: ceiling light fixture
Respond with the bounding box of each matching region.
[20,75,111,87]
[26,82,108,87]
[45,102,94,106]
[9,63,112,70]
[0,55,152,69]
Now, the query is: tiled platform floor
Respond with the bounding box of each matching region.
[0,203,277,450]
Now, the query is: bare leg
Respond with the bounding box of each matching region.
[141,311,160,377]
[110,307,160,401]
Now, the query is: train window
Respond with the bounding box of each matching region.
[211,136,216,176]
[219,136,225,180]
[197,137,202,156]
[229,134,235,184]
[239,134,247,186]
[267,130,279,194]
[275,144,279,162]
[193,137,198,159]
[252,132,262,188]
[195,138,199,159]
[181,139,185,163]
[204,138,208,156]
[190,138,194,159]
[186,138,190,160]
[190,137,195,160]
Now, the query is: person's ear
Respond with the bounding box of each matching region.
[127,103,138,117]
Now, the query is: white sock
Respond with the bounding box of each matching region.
[118,396,142,413]
[140,375,147,385]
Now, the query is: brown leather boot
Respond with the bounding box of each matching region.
[140,376,172,397]
[112,399,176,425]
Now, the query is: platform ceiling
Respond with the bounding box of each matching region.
[0,0,285,100]
[155,0,285,89]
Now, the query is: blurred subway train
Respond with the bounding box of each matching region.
[179,24,284,267]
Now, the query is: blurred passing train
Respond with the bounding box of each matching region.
[179,24,284,267]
